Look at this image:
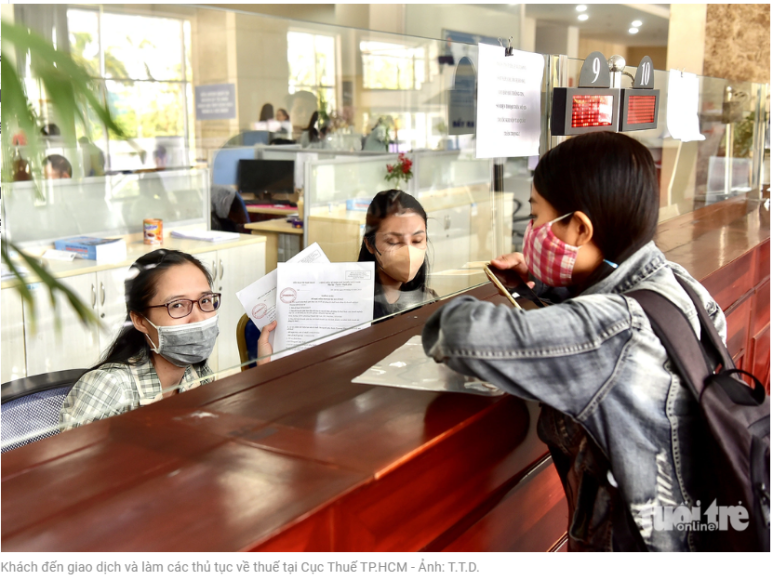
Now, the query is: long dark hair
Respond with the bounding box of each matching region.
[533,132,659,270]
[95,249,213,368]
[259,103,274,122]
[357,189,431,296]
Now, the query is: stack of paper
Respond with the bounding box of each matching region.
[170,230,241,243]
[236,242,374,358]
[352,335,504,397]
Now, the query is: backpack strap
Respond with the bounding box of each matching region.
[626,289,713,400]
[673,276,735,371]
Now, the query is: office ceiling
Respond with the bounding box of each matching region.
[483,4,671,47]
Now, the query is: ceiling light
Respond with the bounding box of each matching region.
[578,14,589,22]
[631,20,643,27]
[629,27,639,34]
[576,5,587,12]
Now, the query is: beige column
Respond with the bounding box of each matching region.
[661,4,707,210]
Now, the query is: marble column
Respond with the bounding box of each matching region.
[703,4,770,84]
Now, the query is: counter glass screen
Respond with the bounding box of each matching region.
[571,95,614,128]
[626,95,657,125]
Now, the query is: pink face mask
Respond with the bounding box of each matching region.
[523,213,577,287]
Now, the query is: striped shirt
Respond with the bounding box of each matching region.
[60,354,213,431]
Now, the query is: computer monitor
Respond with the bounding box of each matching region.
[237,159,295,196]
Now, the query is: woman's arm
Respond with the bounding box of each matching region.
[59,368,136,431]
[421,294,633,418]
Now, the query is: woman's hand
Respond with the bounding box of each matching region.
[257,320,276,366]
[490,252,535,289]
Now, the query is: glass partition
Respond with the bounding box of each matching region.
[2,168,210,246]
[2,3,769,448]
[558,56,768,220]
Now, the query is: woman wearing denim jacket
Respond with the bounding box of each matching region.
[422,132,726,551]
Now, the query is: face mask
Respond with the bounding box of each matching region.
[376,244,426,284]
[523,213,577,287]
[143,314,220,367]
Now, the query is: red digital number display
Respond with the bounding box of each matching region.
[626,95,656,125]
[571,95,614,128]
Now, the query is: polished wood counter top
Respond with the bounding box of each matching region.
[1,285,566,552]
[654,197,770,283]
[2,195,768,552]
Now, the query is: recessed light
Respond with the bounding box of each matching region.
[576,5,587,12]
[631,20,643,27]
[578,14,589,22]
[629,27,639,34]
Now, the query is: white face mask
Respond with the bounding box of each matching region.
[377,244,426,283]
[143,315,219,367]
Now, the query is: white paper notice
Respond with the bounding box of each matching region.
[475,43,544,159]
[273,262,375,353]
[235,242,330,346]
[666,70,705,143]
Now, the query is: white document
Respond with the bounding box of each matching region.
[666,70,706,143]
[236,242,330,346]
[273,262,375,353]
[352,335,504,397]
[475,43,545,159]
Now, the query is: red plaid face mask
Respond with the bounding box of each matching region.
[523,213,577,287]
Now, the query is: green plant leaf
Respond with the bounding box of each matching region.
[9,242,104,334]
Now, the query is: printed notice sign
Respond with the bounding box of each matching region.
[195,83,236,120]
[666,70,705,143]
[475,44,544,158]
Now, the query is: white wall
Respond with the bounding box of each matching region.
[405,4,520,44]
[535,24,579,58]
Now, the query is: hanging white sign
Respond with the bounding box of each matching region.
[475,43,544,159]
[666,70,705,142]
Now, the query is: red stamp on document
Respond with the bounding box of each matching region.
[252,303,267,319]
[279,287,297,304]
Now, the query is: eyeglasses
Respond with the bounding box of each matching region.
[146,293,221,319]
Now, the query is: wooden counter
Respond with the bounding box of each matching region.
[1,284,568,552]
[2,196,768,551]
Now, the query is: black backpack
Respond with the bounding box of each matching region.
[628,278,770,551]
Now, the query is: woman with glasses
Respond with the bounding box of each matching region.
[61,249,223,429]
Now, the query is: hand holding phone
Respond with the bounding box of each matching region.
[484,264,522,308]
[483,263,547,309]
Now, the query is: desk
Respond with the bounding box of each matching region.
[246,204,299,217]
[244,218,303,271]
[0,284,568,551]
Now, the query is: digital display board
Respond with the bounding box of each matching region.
[571,95,614,128]
[550,88,620,136]
[619,89,660,132]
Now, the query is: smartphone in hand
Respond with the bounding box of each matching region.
[483,264,547,309]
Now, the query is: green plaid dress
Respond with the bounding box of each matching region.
[60,354,214,431]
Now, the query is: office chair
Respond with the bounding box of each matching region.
[236,314,261,371]
[1,369,88,453]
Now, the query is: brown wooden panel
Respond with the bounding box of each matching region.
[752,278,770,336]
[725,295,752,362]
[757,239,770,284]
[702,250,755,311]
[326,397,535,551]
[441,458,568,552]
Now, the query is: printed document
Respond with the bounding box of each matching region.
[273,262,375,353]
[236,242,329,346]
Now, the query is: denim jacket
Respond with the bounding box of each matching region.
[422,241,727,551]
